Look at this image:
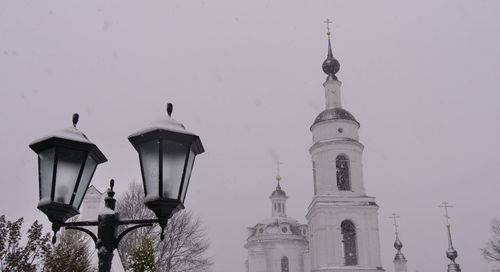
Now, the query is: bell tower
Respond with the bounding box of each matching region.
[305,20,384,272]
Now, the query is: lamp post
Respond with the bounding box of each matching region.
[29,103,204,272]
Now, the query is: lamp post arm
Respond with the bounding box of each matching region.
[61,220,99,227]
[114,222,155,248]
[55,219,160,248]
[65,226,98,244]
[51,220,100,244]
[118,218,159,225]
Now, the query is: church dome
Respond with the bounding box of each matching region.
[257,216,299,227]
[312,107,359,126]
[322,57,340,77]
[249,216,307,239]
[271,187,286,197]
[394,238,403,251]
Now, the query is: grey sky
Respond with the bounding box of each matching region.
[1,1,500,271]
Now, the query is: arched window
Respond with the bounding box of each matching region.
[281,256,289,272]
[336,154,351,191]
[341,220,358,265]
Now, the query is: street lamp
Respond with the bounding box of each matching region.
[29,103,204,272]
[128,103,204,239]
[29,113,107,225]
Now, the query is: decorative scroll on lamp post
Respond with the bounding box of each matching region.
[29,103,204,272]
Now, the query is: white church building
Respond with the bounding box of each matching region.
[244,28,390,272]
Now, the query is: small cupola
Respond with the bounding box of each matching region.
[270,172,288,217]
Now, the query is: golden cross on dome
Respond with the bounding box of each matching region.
[324,18,333,36]
[276,160,283,182]
[389,213,400,235]
[439,201,454,227]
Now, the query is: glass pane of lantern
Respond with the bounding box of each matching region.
[139,140,160,199]
[54,148,86,204]
[72,155,97,209]
[38,147,55,202]
[180,150,195,203]
[162,140,189,200]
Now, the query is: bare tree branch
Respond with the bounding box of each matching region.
[482,219,500,263]
[117,183,212,272]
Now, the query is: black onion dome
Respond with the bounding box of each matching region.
[394,238,403,251]
[393,236,407,261]
[323,37,340,80]
[271,187,287,197]
[312,108,359,126]
[322,58,340,76]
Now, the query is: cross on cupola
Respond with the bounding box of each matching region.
[389,213,401,237]
[322,18,340,80]
[276,160,283,188]
[324,18,332,36]
[439,201,453,227]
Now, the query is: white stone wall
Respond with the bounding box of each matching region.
[248,245,267,272]
[303,249,311,272]
[394,260,407,272]
[309,139,365,196]
[324,80,342,109]
[246,240,308,272]
[311,120,359,143]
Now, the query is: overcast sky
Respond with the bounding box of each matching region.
[1,1,500,271]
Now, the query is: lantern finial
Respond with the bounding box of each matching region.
[167,103,173,117]
[72,113,79,127]
[105,179,116,211]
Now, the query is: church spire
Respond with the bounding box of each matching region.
[319,19,344,110]
[322,19,340,81]
[439,202,462,272]
[390,213,408,272]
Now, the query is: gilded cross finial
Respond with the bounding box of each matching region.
[439,201,454,227]
[389,213,401,236]
[276,160,283,182]
[324,18,332,37]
